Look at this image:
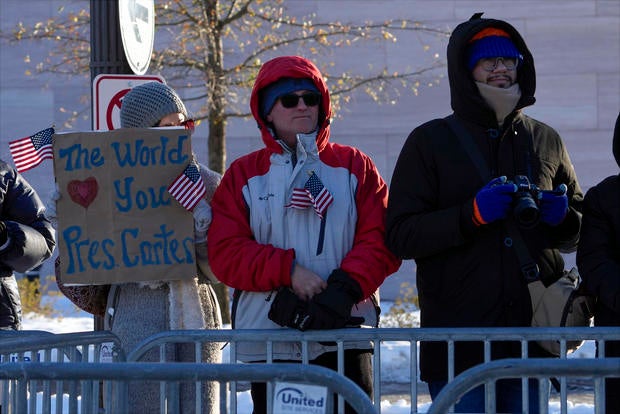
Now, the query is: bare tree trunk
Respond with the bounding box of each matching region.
[206,0,231,324]
[208,115,230,324]
[208,102,226,175]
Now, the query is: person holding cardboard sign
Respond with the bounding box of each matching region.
[53,81,222,413]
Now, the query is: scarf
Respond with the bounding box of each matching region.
[476,82,522,127]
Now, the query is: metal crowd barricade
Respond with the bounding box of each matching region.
[128,326,620,414]
[2,327,619,413]
[0,330,124,414]
[0,362,377,414]
[427,358,620,414]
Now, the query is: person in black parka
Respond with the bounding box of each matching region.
[386,13,583,413]
[576,111,620,414]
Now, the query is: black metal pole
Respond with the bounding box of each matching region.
[90,0,132,331]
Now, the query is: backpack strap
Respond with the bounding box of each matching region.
[444,114,491,182]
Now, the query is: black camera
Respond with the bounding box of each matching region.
[510,175,541,228]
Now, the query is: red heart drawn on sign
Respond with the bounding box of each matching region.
[67,177,98,208]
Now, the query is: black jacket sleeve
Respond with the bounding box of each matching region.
[0,161,56,275]
[577,178,620,316]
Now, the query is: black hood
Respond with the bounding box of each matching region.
[447,13,536,126]
[612,112,620,167]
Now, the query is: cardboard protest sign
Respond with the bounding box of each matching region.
[53,128,196,285]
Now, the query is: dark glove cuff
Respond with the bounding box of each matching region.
[0,221,7,246]
[327,268,363,302]
[268,288,312,330]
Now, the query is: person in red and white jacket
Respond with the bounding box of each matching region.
[208,55,401,413]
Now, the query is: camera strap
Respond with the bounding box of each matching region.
[444,115,491,182]
[444,114,540,282]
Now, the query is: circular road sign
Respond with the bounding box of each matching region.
[93,74,164,130]
[118,0,155,75]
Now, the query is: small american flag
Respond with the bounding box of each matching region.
[9,127,55,173]
[286,171,334,219]
[167,162,206,211]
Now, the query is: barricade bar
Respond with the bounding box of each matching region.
[0,362,377,414]
[0,330,124,359]
[128,326,620,359]
[427,358,620,414]
[3,327,619,413]
[127,327,620,413]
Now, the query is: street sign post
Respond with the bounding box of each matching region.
[92,74,164,131]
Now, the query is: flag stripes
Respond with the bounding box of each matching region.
[168,162,206,211]
[9,127,55,173]
[285,171,333,219]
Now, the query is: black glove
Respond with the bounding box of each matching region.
[268,269,365,331]
[268,288,313,330]
[307,269,364,329]
[0,221,7,246]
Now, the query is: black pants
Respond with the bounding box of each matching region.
[0,277,21,330]
[603,340,620,414]
[250,348,373,414]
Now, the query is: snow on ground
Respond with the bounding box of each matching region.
[15,295,595,413]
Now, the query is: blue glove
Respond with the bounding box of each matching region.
[473,176,517,226]
[539,184,568,226]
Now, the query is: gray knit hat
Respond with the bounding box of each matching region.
[120,82,188,128]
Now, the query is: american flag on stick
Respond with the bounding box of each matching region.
[286,171,334,219]
[9,127,55,173]
[167,162,206,211]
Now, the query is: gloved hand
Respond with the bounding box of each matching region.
[539,184,568,226]
[473,176,517,226]
[51,183,62,202]
[46,184,61,229]
[268,287,313,330]
[0,220,7,247]
[304,269,365,330]
[268,269,365,331]
[193,199,212,243]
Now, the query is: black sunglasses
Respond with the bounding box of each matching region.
[279,92,321,109]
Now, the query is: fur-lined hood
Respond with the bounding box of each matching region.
[447,12,536,126]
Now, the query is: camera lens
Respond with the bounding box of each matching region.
[514,194,540,228]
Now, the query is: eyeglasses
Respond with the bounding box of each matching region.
[478,57,518,71]
[156,118,195,133]
[279,92,321,109]
[181,119,195,133]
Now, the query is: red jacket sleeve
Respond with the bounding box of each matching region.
[207,156,295,292]
[329,145,402,298]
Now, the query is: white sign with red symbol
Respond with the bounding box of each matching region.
[92,74,164,131]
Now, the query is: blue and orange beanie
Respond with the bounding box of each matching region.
[467,28,523,70]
